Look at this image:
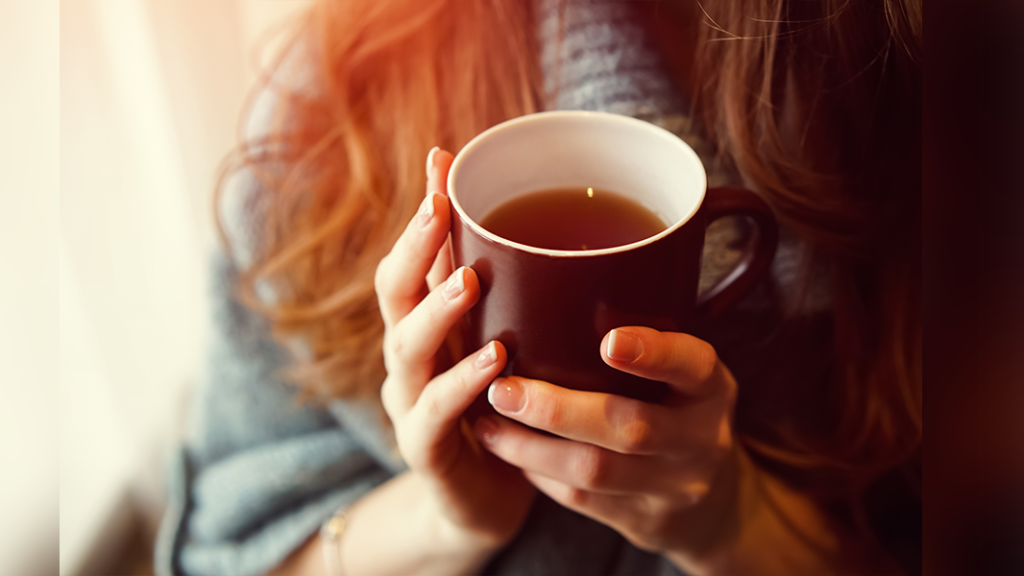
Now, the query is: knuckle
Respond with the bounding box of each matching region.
[608,398,655,453]
[565,486,590,508]
[373,256,392,295]
[574,445,609,490]
[621,419,654,455]
[386,329,413,364]
[691,340,719,387]
[419,384,444,420]
[709,421,734,460]
[530,391,563,430]
[424,302,446,330]
[380,376,408,419]
[448,366,474,397]
[722,371,738,405]
[684,481,712,505]
[698,430,730,466]
[380,377,398,414]
[382,332,396,359]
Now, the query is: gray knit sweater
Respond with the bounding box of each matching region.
[155,3,816,575]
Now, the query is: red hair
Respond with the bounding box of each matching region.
[218,0,920,565]
[694,0,921,557]
[218,0,542,402]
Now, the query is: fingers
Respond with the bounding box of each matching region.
[425,148,455,291]
[484,376,679,455]
[474,417,706,495]
[426,146,454,197]
[601,327,732,400]
[383,266,480,397]
[520,469,709,551]
[403,341,507,448]
[396,340,507,475]
[375,147,456,325]
[482,362,733,462]
[425,236,454,293]
[375,192,452,327]
[520,470,641,533]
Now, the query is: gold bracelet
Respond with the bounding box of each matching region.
[320,505,351,576]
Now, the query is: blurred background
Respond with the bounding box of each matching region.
[3,2,1017,576]
[57,1,312,574]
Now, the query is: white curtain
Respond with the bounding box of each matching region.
[1,2,59,575]
[58,1,313,574]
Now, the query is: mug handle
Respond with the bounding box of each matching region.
[692,187,779,324]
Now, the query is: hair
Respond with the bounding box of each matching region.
[693,0,921,560]
[218,0,920,565]
[218,0,543,403]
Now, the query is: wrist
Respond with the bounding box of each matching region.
[331,471,506,576]
[435,509,505,554]
[424,495,505,574]
[427,482,509,549]
[664,447,892,576]
[659,443,747,575]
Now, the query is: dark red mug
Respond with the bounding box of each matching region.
[447,111,777,407]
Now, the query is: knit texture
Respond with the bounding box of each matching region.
[155,2,804,574]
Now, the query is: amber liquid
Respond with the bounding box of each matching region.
[478,187,668,251]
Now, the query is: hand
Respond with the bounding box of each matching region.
[472,326,741,567]
[374,147,536,549]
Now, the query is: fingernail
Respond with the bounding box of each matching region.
[474,416,498,445]
[474,342,498,370]
[425,146,440,179]
[488,378,525,413]
[417,193,436,228]
[441,267,466,301]
[608,329,643,363]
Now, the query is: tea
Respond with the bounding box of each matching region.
[478,187,667,250]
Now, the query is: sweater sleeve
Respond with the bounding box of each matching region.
[154,253,393,576]
[151,37,402,573]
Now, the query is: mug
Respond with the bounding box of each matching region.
[447,111,777,405]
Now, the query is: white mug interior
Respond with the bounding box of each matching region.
[448,110,707,256]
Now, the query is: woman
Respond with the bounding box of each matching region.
[157,0,921,575]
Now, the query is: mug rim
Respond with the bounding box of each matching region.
[447,110,707,258]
